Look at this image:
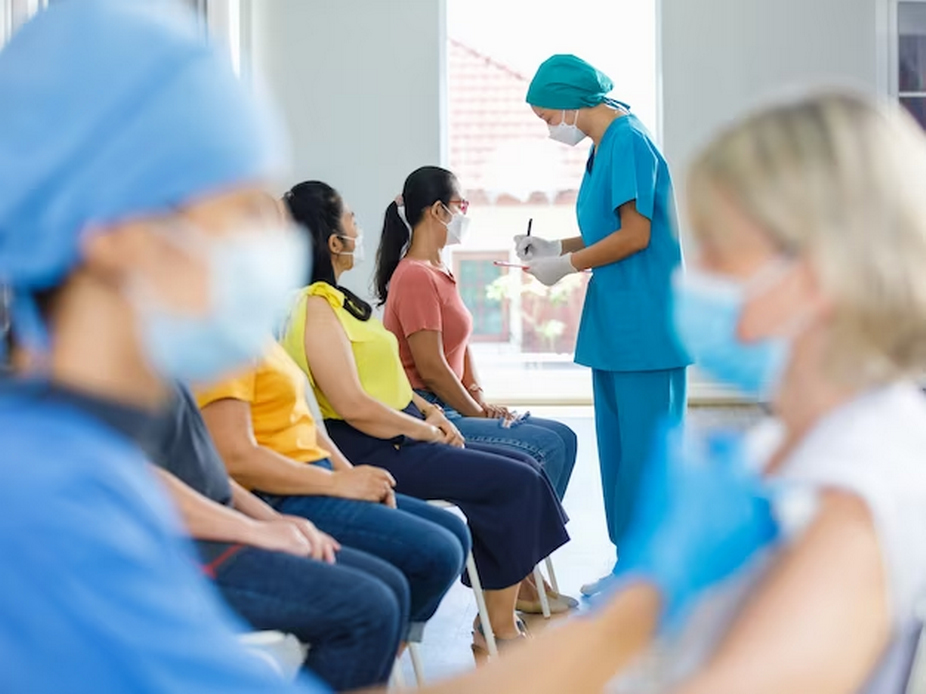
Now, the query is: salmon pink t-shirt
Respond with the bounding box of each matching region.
[383,259,474,390]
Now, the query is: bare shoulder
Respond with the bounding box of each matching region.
[303,294,339,319]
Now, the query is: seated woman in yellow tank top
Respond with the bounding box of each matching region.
[280,181,570,653]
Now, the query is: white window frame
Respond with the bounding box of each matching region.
[1,0,48,47]
[1,0,242,70]
[887,0,926,99]
[205,0,242,76]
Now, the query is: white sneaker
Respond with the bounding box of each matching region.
[580,574,615,597]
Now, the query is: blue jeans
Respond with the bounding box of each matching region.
[416,390,578,500]
[258,486,469,639]
[199,543,403,692]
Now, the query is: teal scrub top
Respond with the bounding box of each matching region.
[574,114,691,372]
[0,381,329,694]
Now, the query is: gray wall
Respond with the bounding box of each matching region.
[659,0,886,218]
[248,0,447,302]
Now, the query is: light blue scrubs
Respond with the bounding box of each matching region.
[0,383,329,694]
[574,113,691,555]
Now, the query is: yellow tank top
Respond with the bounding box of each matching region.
[280,282,414,420]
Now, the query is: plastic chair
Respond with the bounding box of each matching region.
[429,500,500,659]
[238,631,306,681]
[427,501,563,653]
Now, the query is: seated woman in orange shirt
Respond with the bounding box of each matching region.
[279,181,570,652]
[195,343,470,653]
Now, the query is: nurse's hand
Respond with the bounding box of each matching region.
[514,234,561,260]
[600,422,779,632]
[526,253,577,286]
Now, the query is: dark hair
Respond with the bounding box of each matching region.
[0,285,11,374]
[1,284,60,374]
[374,166,457,306]
[283,181,372,322]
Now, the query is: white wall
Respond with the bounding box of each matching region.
[659,0,886,213]
[247,0,446,302]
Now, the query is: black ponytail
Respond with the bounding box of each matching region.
[374,165,458,306]
[283,181,372,322]
[374,201,411,307]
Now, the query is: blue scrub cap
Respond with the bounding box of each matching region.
[526,54,629,111]
[0,0,288,349]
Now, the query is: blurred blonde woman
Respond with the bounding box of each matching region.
[616,91,926,694]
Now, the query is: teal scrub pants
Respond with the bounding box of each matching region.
[592,367,687,557]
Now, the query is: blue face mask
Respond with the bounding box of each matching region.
[131,224,310,384]
[672,263,791,401]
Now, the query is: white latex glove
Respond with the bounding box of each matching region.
[527,253,577,286]
[514,234,562,261]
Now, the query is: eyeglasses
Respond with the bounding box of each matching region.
[449,198,470,215]
[336,232,363,245]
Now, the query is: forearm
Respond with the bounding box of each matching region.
[561,236,586,254]
[229,479,279,522]
[417,582,660,694]
[339,394,438,441]
[419,363,483,417]
[223,445,338,497]
[462,348,478,391]
[153,468,260,544]
[314,426,353,471]
[571,229,647,270]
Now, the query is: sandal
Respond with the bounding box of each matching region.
[516,590,579,614]
[471,617,530,663]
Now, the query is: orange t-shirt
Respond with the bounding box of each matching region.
[195,341,330,466]
[383,259,474,390]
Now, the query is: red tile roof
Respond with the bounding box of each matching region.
[448,39,589,205]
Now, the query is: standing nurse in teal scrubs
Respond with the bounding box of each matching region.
[516,54,691,595]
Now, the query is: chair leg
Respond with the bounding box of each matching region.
[408,642,425,686]
[466,551,498,658]
[534,563,551,619]
[545,555,560,594]
[390,656,407,690]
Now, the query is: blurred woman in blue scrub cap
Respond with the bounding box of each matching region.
[519,55,691,595]
[0,1,325,691]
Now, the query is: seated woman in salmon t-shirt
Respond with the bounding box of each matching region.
[374,166,577,517]
[279,180,571,649]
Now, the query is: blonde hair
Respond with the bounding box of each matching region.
[688,92,926,388]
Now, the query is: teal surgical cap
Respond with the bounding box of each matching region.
[0,0,288,348]
[526,54,628,111]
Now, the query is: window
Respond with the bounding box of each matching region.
[452,252,510,343]
[899,1,926,128]
[1,0,240,71]
[445,0,657,403]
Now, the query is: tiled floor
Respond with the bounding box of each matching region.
[396,405,761,685]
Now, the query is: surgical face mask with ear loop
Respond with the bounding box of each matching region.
[440,204,471,246]
[671,260,797,401]
[548,110,586,146]
[336,232,365,265]
[129,223,309,383]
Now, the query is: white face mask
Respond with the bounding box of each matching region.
[440,204,470,246]
[335,232,365,265]
[129,223,309,383]
[548,110,586,146]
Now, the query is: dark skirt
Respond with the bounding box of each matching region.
[325,408,570,591]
